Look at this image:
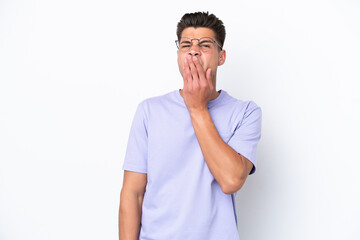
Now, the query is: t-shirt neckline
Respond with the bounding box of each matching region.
[174,88,226,109]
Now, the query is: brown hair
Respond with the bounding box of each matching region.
[176,11,226,49]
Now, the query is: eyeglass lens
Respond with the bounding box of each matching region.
[178,37,215,52]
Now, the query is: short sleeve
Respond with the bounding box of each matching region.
[227,101,262,175]
[122,101,148,174]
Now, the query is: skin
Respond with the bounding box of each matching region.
[177,27,226,110]
[177,27,254,194]
[118,26,255,240]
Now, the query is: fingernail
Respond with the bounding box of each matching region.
[192,56,197,61]
[187,55,191,60]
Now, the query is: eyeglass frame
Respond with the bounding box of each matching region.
[175,37,223,52]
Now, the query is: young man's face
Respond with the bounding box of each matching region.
[177,27,226,84]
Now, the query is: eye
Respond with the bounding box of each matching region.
[200,44,211,48]
[199,41,212,48]
[180,41,191,48]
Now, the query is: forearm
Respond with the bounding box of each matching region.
[189,109,247,193]
[118,190,143,240]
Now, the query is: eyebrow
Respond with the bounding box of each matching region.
[181,36,214,39]
[180,37,215,44]
[199,39,212,42]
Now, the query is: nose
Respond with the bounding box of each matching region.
[188,49,200,57]
[188,50,200,56]
[188,41,201,56]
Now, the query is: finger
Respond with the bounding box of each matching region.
[206,68,213,90]
[187,55,199,84]
[183,57,191,88]
[192,56,206,87]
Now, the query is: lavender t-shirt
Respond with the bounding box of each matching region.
[122,89,262,240]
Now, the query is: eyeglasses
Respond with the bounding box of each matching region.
[175,37,223,52]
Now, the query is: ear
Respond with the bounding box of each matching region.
[218,50,226,66]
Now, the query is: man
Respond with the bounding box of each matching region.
[119,12,262,240]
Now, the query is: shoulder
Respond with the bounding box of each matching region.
[137,90,177,114]
[222,90,262,116]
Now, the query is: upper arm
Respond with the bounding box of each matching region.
[121,101,148,198]
[122,101,148,174]
[228,101,262,175]
[121,170,147,197]
[241,153,254,176]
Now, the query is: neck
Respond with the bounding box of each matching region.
[179,89,220,101]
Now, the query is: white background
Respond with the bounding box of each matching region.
[1,0,359,239]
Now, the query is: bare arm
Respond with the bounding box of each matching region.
[181,55,253,194]
[119,170,147,240]
[189,109,253,194]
